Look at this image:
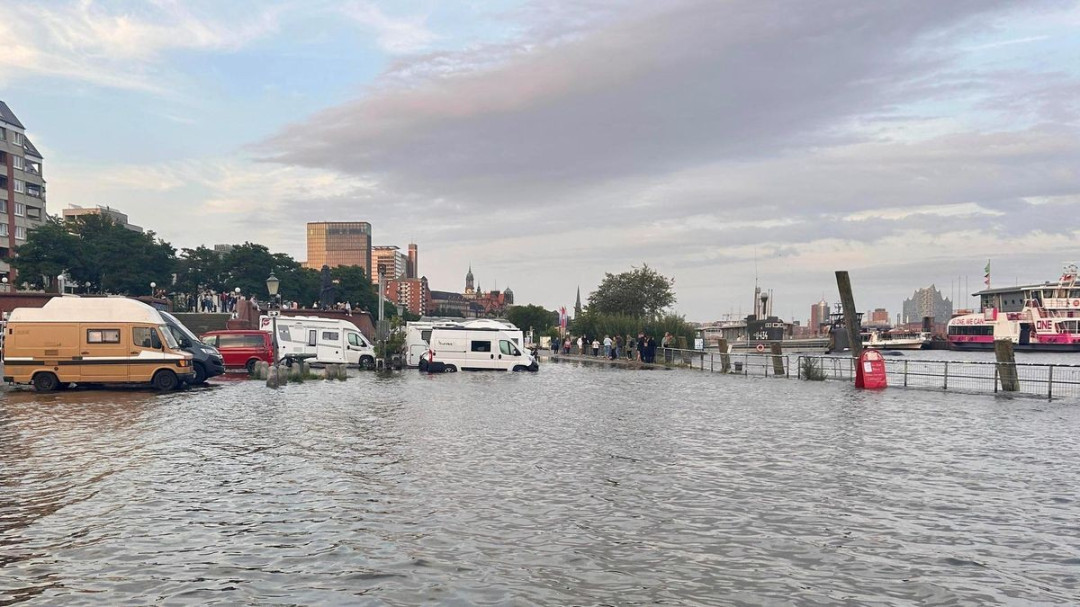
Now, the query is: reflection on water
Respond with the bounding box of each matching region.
[2,366,1079,605]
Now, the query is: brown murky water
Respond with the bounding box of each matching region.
[2,365,1078,605]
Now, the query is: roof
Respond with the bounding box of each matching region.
[8,296,165,324]
[0,100,25,129]
[23,136,42,159]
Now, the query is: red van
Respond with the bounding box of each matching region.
[201,330,274,373]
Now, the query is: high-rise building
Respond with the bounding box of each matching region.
[384,276,430,316]
[304,222,371,273]
[0,100,48,281]
[371,245,408,282]
[869,308,890,326]
[809,299,830,335]
[63,204,143,232]
[902,285,952,324]
[407,243,418,279]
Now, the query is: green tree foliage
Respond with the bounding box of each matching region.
[12,215,175,294]
[586,264,675,318]
[506,304,557,334]
[175,245,224,294]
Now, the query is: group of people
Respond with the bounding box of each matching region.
[554,331,676,363]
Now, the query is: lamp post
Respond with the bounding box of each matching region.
[266,272,280,364]
[150,281,157,297]
[1,277,8,293]
[85,281,91,294]
[57,274,65,295]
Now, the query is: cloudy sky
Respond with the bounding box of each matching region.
[2,0,1078,322]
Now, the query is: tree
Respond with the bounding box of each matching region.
[11,214,175,294]
[506,304,557,335]
[175,245,224,295]
[586,264,675,318]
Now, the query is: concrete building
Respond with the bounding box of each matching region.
[867,308,890,327]
[430,290,469,317]
[304,222,372,274]
[213,244,235,255]
[902,285,952,324]
[371,245,408,283]
[407,243,418,279]
[0,100,48,280]
[384,276,430,316]
[809,299,830,336]
[63,205,143,232]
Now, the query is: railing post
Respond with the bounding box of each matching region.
[994,366,998,393]
[903,360,908,387]
[943,361,949,390]
[710,353,714,373]
[1048,365,1053,400]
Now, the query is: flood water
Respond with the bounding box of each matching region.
[2,363,1079,605]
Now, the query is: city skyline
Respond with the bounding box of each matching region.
[2,1,1077,320]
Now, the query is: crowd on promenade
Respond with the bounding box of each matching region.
[553,332,675,364]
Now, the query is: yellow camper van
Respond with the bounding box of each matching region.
[3,297,194,392]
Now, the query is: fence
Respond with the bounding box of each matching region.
[657,348,1080,401]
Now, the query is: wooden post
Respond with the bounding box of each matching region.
[995,339,1020,392]
[835,271,863,359]
[718,338,730,373]
[770,342,785,376]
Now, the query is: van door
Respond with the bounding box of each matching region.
[498,339,523,370]
[317,329,344,364]
[131,326,165,382]
[345,331,365,365]
[81,326,127,381]
[467,338,495,370]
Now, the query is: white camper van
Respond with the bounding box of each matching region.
[259,315,376,368]
[425,326,538,372]
[403,319,462,367]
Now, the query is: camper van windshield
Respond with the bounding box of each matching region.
[158,325,179,349]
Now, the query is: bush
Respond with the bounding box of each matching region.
[800,357,827,381]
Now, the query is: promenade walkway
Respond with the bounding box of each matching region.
[542,351,672,370]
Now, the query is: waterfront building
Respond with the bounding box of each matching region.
[809,299,829,336]
[0,100,48,281]
[430,290,469,317]
[371,245,408,282]
[902,285,952,324]
[384,276,430,316]
[304,221,372,273]
[63,204,143,232]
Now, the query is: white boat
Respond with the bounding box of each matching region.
[862,329,930,350]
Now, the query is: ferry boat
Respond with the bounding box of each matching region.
[947,264,1080,351]
[862,328,931,350]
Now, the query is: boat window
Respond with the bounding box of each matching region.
[87,328,121,344]
[321,331,339,342]
[500,340,520,356]
[470,340,491,353]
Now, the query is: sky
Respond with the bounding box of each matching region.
[1,0,1078,323]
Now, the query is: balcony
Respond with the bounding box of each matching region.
[26,207,42,220]
[26,185,43,198]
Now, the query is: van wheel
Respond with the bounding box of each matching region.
[512,365,525,372]
[528,362,539,372]
[191,363,207,384]
[418,358,428,372]
[443,365,457,373]
[33,372,60,392]
[152,370,179,391]
[360,356,375,370]
[246,359,258,374]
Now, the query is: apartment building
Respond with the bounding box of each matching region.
[63,204,144,232]
[0,100,48,279]
[372,245,408,282]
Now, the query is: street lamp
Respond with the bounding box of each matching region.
[1,277,8,293]
[85,281,91,294]
[150,281,157,297]
[266,272,280,364]
[57,274,65,295]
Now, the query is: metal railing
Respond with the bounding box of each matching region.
[657,348,1080,401]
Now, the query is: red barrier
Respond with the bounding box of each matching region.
[855,349,888,389]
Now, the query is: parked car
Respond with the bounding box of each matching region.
[159,311,225,384]
[201,330,274,373]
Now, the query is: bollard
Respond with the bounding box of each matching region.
[256,360,270,380]
[770,342,785,377]
[717,339,730,374]
[301,361,311,377]
[995,340,1020,392]
[265,364,281,388]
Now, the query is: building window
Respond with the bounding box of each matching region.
[11,132,22,146]
[12,156,23,170]
[0,200,6,213]
[0,128,5,141]
[0,223,8,237]
[15,225,26,240]
[13,180,25,194]
[14,202,24,217]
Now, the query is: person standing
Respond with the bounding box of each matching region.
[614,335,623,360]
[603,335,612,358]
[636,332,646,361]
[577,336,584,355]
[592,338,600,357]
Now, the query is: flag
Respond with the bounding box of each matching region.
[559,306,567,329]
[984,260,991,287]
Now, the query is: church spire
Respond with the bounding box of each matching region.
[574,286,582,316]
[465,264,475,294]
